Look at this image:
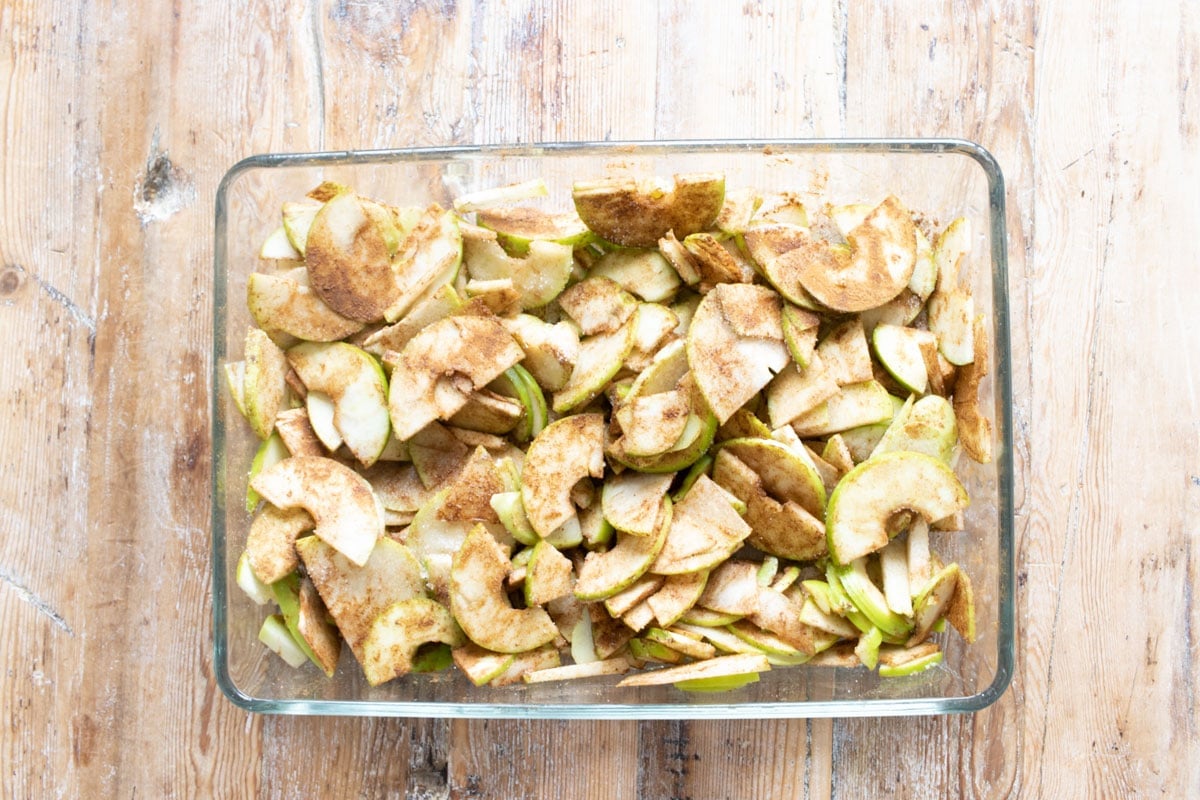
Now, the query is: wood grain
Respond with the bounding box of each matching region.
[1,0,1198,797]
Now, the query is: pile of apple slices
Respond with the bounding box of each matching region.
[225,174,993,691]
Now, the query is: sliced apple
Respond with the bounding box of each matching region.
[302,192,403,322]
[697,559,761,616]
[646,571,709,627]
[686,284,789,424]
[361,598,466,686]
[296,577,341,677]
[273,408,325,457]
[384,205,463,322]
[551,318,636,414]
[296,535,425,659]
[603,574,666,618]
[281,201,320,255]
[826,451,969,565]
[387,315,524,441]
[452,642,516,686]
[790,380,895,438]
[872,394,958,464]
[246,504,313,584]
[682,232,756,287]
[257,614,309,668]
[260,224,302,261]
[658,231,702,285]
[557,276,638,335]
[524,540,574,606]
[954,314,994,463]
[601,471,674,536]
[946,565,977,643]
[872,324,934,394]
[817,318,873,386]
[613,390,691,457]
[242,328,289,440]
[449,525,558,653]
[251,456,383,566]
[742,223,826,309]
[781,305,820,369]
[247,268,365,343]
[650,475,751,575]
[717,437,825,516]
[460,222,572,310]
[764,353,840,429]
[833,558,913,640]
[574,498,672,600]
[933,216,970,291]
[520,413,605,537]
[907,563,959,646]
[501,314,579,393]
[928,286,975,366]
[287,342,390,466]
[448,389,522,435]
[617,653,769,688]
[588,248,682,303]
[475,205,593,252]
[407,421,470,488]
[572,172,724,248]
[362,283,462,355]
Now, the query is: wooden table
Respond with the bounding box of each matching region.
[3,1,1196,796]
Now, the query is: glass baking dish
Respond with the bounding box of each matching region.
[211,139,1014,718]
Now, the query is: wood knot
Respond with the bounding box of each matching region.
[0,266,21,295]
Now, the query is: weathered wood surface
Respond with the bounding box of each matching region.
[1,0,1196,797]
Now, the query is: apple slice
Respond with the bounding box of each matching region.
[281,201,320,255]
[523,658,632,684]
[500,315,579,393]
[362,283,462,355]
[521,413,605,537]
[296,577,341,677]
[872,323,934,394]
[251,456,383,566]
[742,223,826,310]
[246,433,289,512]
[650,474,751,574]
[551,317,637,414]
[557,276,638,335]
[833,558,913,640]
[523,540,574,606]
[658,231,702,285]
[613,390,691,457]
[907,563,959,646]
[682,232,756,287]
[242,328,289,440]
[790,380,895,437]
[248,268,365,343]
[588,249,682,303]
[697,559,761,616]
[384,205,463,322]
[452,642,516,686]
[574,498,672,600]
[878,647,943,677]
[304,192,404,322]
[245,504,313,584]
[259,224,301,261]
[717,437,825,516]
[826,451,969,565]
[954,314,994,463]
[871,394,958,464]
[572,173,725,248]
[764,353,840,429]
[460,222,572,310]
[258,614,309,668]
[449,525,558,653]
[782,305,819,369]
[687,284,789,425]
[296,535,425,661]
[617,653,770,688]
[475,206,593,252]
[236,551,273,605]
[287,342,390,466]
[360,598,466,686]
[387,315,524,441]
[448,389,522,435]
[604,574,666,618]
[928,286,975,366]
[489,647,563,685]
[879,537,913,617]
[646,571,709,627]
[946,566,977,643]
[601,471,674,536]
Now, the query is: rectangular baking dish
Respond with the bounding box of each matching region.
[211,139,1014,718]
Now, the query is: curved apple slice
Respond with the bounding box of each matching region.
[712,447,826,561]
[296,535,425,660]
[601,471,674,536]
[651,475,751,575]
[572,173,725,248]
[686,284,789,425]
[520,413,606,537]
[718,438,825,516]
[387,315,524,441]
[475,206,594,252]
[574,497,672,600]
[250,456,383,566]
[461,222,573,309]
[384,206,463,323]
[245,504,313,584]
[361,598,466,686]
[551,317,637,414]
[501,315,579,393]
[589,249,682,303]
[242,328,289,440]
[304,192,403,322]
[826,451,969,565]
[281,201,320,255]
[557,276,638,335]
[449,526,558,653]
[248,268,364,343]
[287,342,390,466]
[871,394,958,464]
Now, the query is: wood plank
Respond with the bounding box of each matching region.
[0,2,99,798]
[1020,0,1200,796]
[447,719,639,799]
